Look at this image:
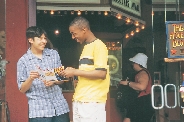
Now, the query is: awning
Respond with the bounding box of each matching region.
[36,1,146,39]
[36,0,145,24]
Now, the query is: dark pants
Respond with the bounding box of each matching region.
[29,112,70,122]
[126,94,155,122]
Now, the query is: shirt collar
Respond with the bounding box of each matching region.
[27,48,51,60]
[85,38,98,44]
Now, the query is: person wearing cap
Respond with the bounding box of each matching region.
[120,53,154,122]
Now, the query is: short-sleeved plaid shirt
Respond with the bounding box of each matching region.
[17,48,69,118]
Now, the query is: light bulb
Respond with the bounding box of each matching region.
[104,11,108,16]
[116,14,122,19]
[50,10,54,15]
[136,28,140,32]
[71,11,74,15]
[135,21,139,26]
[126,18,131,23]
[130,31,134,36]
[55,30,59,35]
[125,34,129,38]
[77,10,81,15]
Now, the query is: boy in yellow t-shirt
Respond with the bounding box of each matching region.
[61,16,110,122]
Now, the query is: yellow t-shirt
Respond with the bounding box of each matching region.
[73,39,110,103]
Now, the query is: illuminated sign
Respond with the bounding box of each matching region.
[166,21,184,58]
[112,0,141,16]
[105,42,121,50]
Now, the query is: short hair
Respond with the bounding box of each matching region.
[69,16,90,30]
[26,26,48,40]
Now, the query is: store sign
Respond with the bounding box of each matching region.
[112,0,141,16]
[166,21,184,58]
[36,0,100,4]
[105,42,121,50]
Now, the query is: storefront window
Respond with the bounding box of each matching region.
[152,0,184,121]
[152,1,184,85]
[106,41,122,86]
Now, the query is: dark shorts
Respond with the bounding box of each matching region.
[29,112,70,122]
[126,94,155,122]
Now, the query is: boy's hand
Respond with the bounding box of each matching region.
[43,80,55,87]
[29,71,39,80]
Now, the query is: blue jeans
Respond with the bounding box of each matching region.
[29,112,70,122]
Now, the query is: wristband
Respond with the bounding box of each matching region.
[127,81,131,86]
